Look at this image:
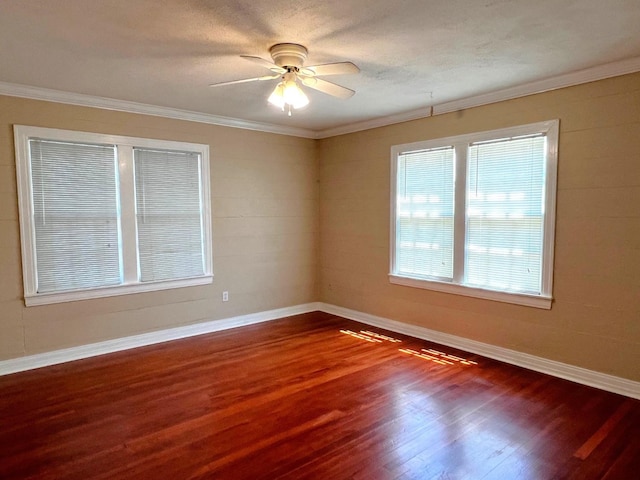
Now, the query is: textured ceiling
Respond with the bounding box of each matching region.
[1,0,639,133]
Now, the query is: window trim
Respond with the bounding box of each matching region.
[389,120,559,309]
[14,125,213,306]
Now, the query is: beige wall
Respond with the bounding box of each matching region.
[318,72,640,381]
[0,96,319,359]
[1,72,639,383]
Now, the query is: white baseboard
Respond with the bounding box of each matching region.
[2,301,638,400]
[0,302,321,376]
[318,303,640,400]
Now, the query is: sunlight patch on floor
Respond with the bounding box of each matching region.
[339,329,478,367]
[339,329,403,344]
[399,348,478,366]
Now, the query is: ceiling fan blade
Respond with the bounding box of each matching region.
[301,77,355,99]
[209,74,280,87]
[240,55,286,74]
[304,62,360,76]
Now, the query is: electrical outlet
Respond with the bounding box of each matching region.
[222,291,229,302]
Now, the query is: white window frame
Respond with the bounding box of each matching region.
[389,120,559,309]
[14,125,213,306]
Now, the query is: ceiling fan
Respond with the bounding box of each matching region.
[209,43,360,115]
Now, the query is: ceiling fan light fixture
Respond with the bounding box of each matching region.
[268,74,309,113]
[267,82,286,109]
[282,79,309,109]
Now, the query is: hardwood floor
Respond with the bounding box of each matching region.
[1,311,638,479]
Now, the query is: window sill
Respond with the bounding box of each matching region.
[389,274,552,309]
[24,275,214,307]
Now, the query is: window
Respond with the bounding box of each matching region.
[14,126,212,306]
[390,120,558,309]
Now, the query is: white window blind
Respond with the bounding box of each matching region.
[134,148,205,282]
[466,136,545,294]
[396,147,454,279]
[15,125,212,306]
[390,120,558,309]
[29,139,121,293]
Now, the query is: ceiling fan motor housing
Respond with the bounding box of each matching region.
[269,43,308,69]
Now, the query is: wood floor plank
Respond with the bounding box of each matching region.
[573,399,635,460]
[1,312,638,479]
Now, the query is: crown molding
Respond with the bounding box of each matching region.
[0,82,317,139]
[314,56,640,139]
[1,55,639,140]
[315,106,434,139]
[432,56,640,116]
